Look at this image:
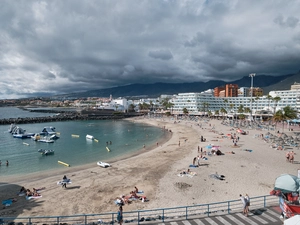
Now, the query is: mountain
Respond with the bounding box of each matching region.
[60,72,299,98]
[261,72,300,94]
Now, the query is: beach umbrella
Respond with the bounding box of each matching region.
[274,174,300,193]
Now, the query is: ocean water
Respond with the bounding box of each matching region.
[0,107,166,177]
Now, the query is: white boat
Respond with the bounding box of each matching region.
[40,127,56,135]
[37,137,54,143]
[97,161,110,168]
[86,134,94,140]
[49,134,60,140]
[38,149,54,155]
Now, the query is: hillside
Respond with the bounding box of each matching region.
[262,72,300,94]
[59,72,298,98]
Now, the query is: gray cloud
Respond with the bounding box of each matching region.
[0,0,300,99]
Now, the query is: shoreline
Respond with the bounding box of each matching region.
[1,117,172,184]
[1,116,299,218]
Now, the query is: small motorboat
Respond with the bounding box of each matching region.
[49,134,60,140]
[97,161,110,168]
[40,127,56,135]
[37,137,54,143]
[38,149,54,155]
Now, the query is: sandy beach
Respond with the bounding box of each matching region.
[1,116,299,218]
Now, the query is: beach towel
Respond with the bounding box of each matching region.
[2,199,13,206]
[26,195,42,200]
[243,149,253,152]
[178,172,197,178]
[189,164,198,168]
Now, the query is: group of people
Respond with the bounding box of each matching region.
[0,160,9,166]
[239,194,250,216]
[286,151,295,163]
[19,186,42,197]
[115,187,147,224]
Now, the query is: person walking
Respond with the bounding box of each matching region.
[245,194,250,215]
[117,205,123,225]
[62,175,68,188]
[239,194,247,216]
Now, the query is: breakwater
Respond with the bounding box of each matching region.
[0,109,142,125]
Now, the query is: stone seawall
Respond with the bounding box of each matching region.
[0,111,141,125]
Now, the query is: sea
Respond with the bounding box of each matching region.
[0,107,166,177]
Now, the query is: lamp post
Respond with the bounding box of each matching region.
[249,73,256,122]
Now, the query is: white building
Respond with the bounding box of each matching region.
[171,85,300,115]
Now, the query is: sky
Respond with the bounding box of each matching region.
[1,0,300,99]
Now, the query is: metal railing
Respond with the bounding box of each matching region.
[0,195,278,225]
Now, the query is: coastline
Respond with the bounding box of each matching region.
[1,116,299,218]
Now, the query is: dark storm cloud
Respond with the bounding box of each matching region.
[0,0,300,99]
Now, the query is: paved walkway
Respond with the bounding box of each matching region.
[145,207,283,225]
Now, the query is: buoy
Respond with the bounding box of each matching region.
[71,134,80,138]
[58,161,70,167]
[94,139,99,142]
[106,147,110,152]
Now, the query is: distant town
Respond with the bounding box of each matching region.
[1,81,299,122]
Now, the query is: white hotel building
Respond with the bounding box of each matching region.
[171,83,300,116]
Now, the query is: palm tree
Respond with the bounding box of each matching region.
[182,107,189,114]
[272,106,297,132]
[220,107,227,119]
[255,93,262,113]
[202,102,209,116]
[266,95,273,113]
[128,104,135,112]
[283,105,297,119]
[223,99,228,112]
[237,105,244,114]
[214,110,219,118]
[273,96,281,114]
[273,110,286,132]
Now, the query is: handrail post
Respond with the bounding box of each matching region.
[57,216,59,224]
[29,217,31,225]
[84,215,87,225]
[186,206,188,220]
[264,196,266,207]
[207,204,210,217]
[137,211,140,225]
[162,209,165,222]
[227,202,230,214]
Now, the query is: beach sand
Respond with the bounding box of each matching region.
[1,116,299,218]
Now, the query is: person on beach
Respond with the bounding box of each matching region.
[134,186,138,193]
[62,175,68,188]
[290,151,294,164]
[239,194,247,216]
[193,157,197,166]
[6,160,9,166]
[245,194,250,214]
[117,206,123,225]
[286,152,290,162]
